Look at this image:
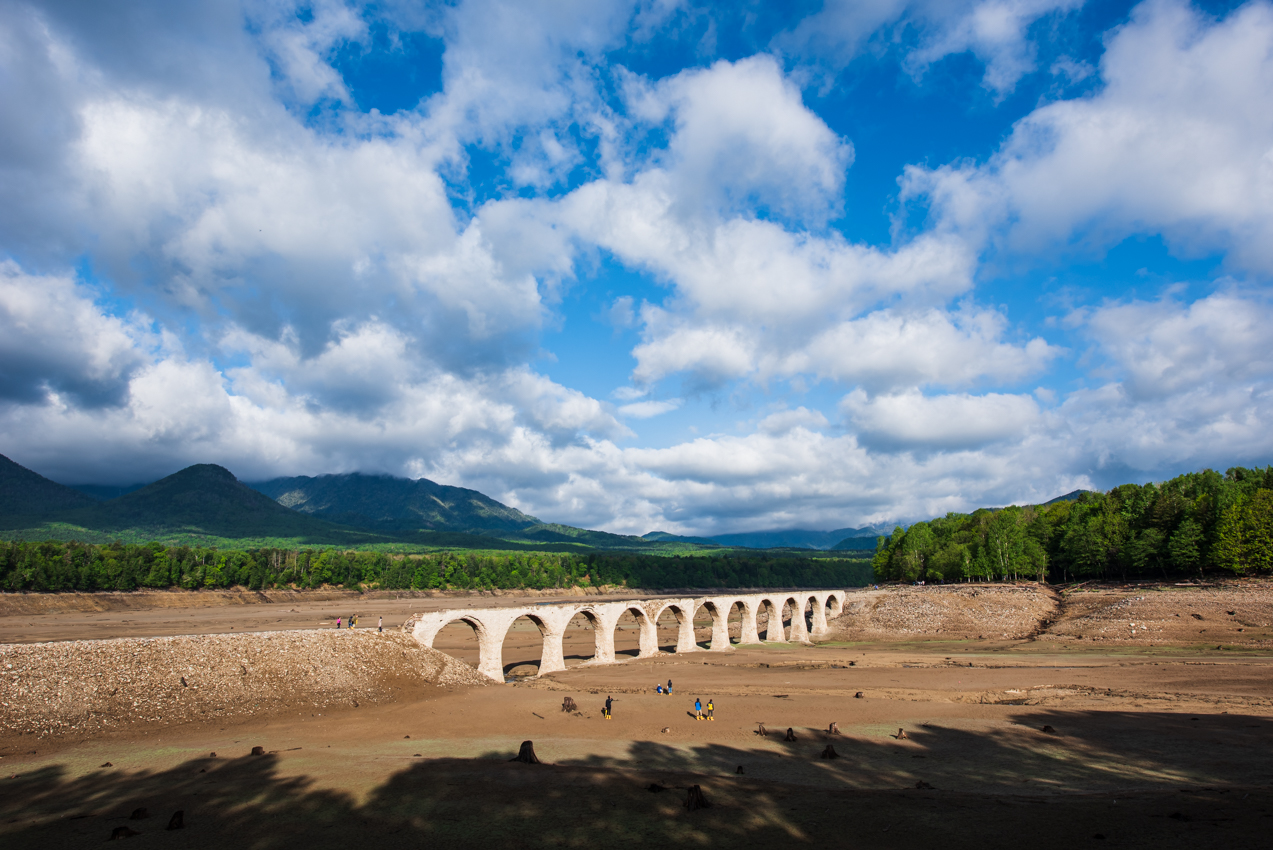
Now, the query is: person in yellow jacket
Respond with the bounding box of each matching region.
[706,699,714,720]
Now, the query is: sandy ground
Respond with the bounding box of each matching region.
[2,582,1272,848]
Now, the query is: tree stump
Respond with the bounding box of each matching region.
[915,780,934,790]
[756,722,767,737]
[828,721,839,734]
[895,728,908,740]
[250,746,266,756]
[129,808,148,820]
[562,697,577,713]
[1041,725,1056,734]
[110,826,141,840]
[510,740,542,764]
[166,811,185,831]
[736,765,745,774]
[684,784,711,811]
[784,728,797,742]
[854,692,864,699]
[820,745,839,759]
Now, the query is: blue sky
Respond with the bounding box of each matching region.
[1,0,1271,535]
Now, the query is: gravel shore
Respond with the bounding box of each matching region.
[0,629,487,739]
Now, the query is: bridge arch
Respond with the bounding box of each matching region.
[652,601,697,654]
[757,596,786,641]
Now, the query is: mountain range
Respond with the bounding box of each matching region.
[643,526,888,550]
[0,452,934,552]
[0,454,716,551]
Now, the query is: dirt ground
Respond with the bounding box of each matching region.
[2,582,1272,848]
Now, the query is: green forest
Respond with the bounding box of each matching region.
[873,466,1273,583]
[0,541,872,593]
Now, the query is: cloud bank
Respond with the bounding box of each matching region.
[1,0,1270,535]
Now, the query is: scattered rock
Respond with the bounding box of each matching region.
[1041,725,1057,734]
[208,752,216,758]
[180,677,188,688]
[403,735,410,739]
[109,826,141,840]
[736,765,745,774]
[129,808,148,820]
[166,811,184,831]
[660,727,670,733]
[914,780,934,790]
[820,745,839,759]
[854,692,864,699]
[647,783,667,793]
[683,784,710,811]
[510,740,542,764]
[99,762,112,768]
[1191,613,1204,620]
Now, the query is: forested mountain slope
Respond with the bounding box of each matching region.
[0,454,98,522]
[249,472,539,534]
[873,467,1273,583]
[7,464,373,545]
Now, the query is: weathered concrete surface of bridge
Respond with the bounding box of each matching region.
[407,590,849,682]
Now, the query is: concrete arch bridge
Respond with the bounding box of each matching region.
[408,589,849,682]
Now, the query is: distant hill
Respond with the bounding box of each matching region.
[1043,489,1095,505]
[831,536,880,550]
[0,453,99,522]
[248,472,539,533]
[19,464,374,545]
[709,526,886,550]
[641,530,720,546]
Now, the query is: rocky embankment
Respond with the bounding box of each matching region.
[827,581,1273,647]
[1037,583,1273,647]
[0,630,487,739]
[829,585,1059,641]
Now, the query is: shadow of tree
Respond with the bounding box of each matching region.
[558,710,1273,794]
[2,712,1271,849]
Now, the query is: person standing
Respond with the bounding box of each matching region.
[706,699,714,721]
[604,695,613,720]
[378,616,383,633]
[694,698,702,720]
[336,617,342,629]
[667,679,673,696]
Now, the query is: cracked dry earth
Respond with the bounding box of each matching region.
[1,581,1272,849]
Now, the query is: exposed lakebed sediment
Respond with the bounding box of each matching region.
[0,629,488,738]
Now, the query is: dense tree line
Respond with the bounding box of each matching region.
[0,541,871,593]
[873,466,1273,583]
